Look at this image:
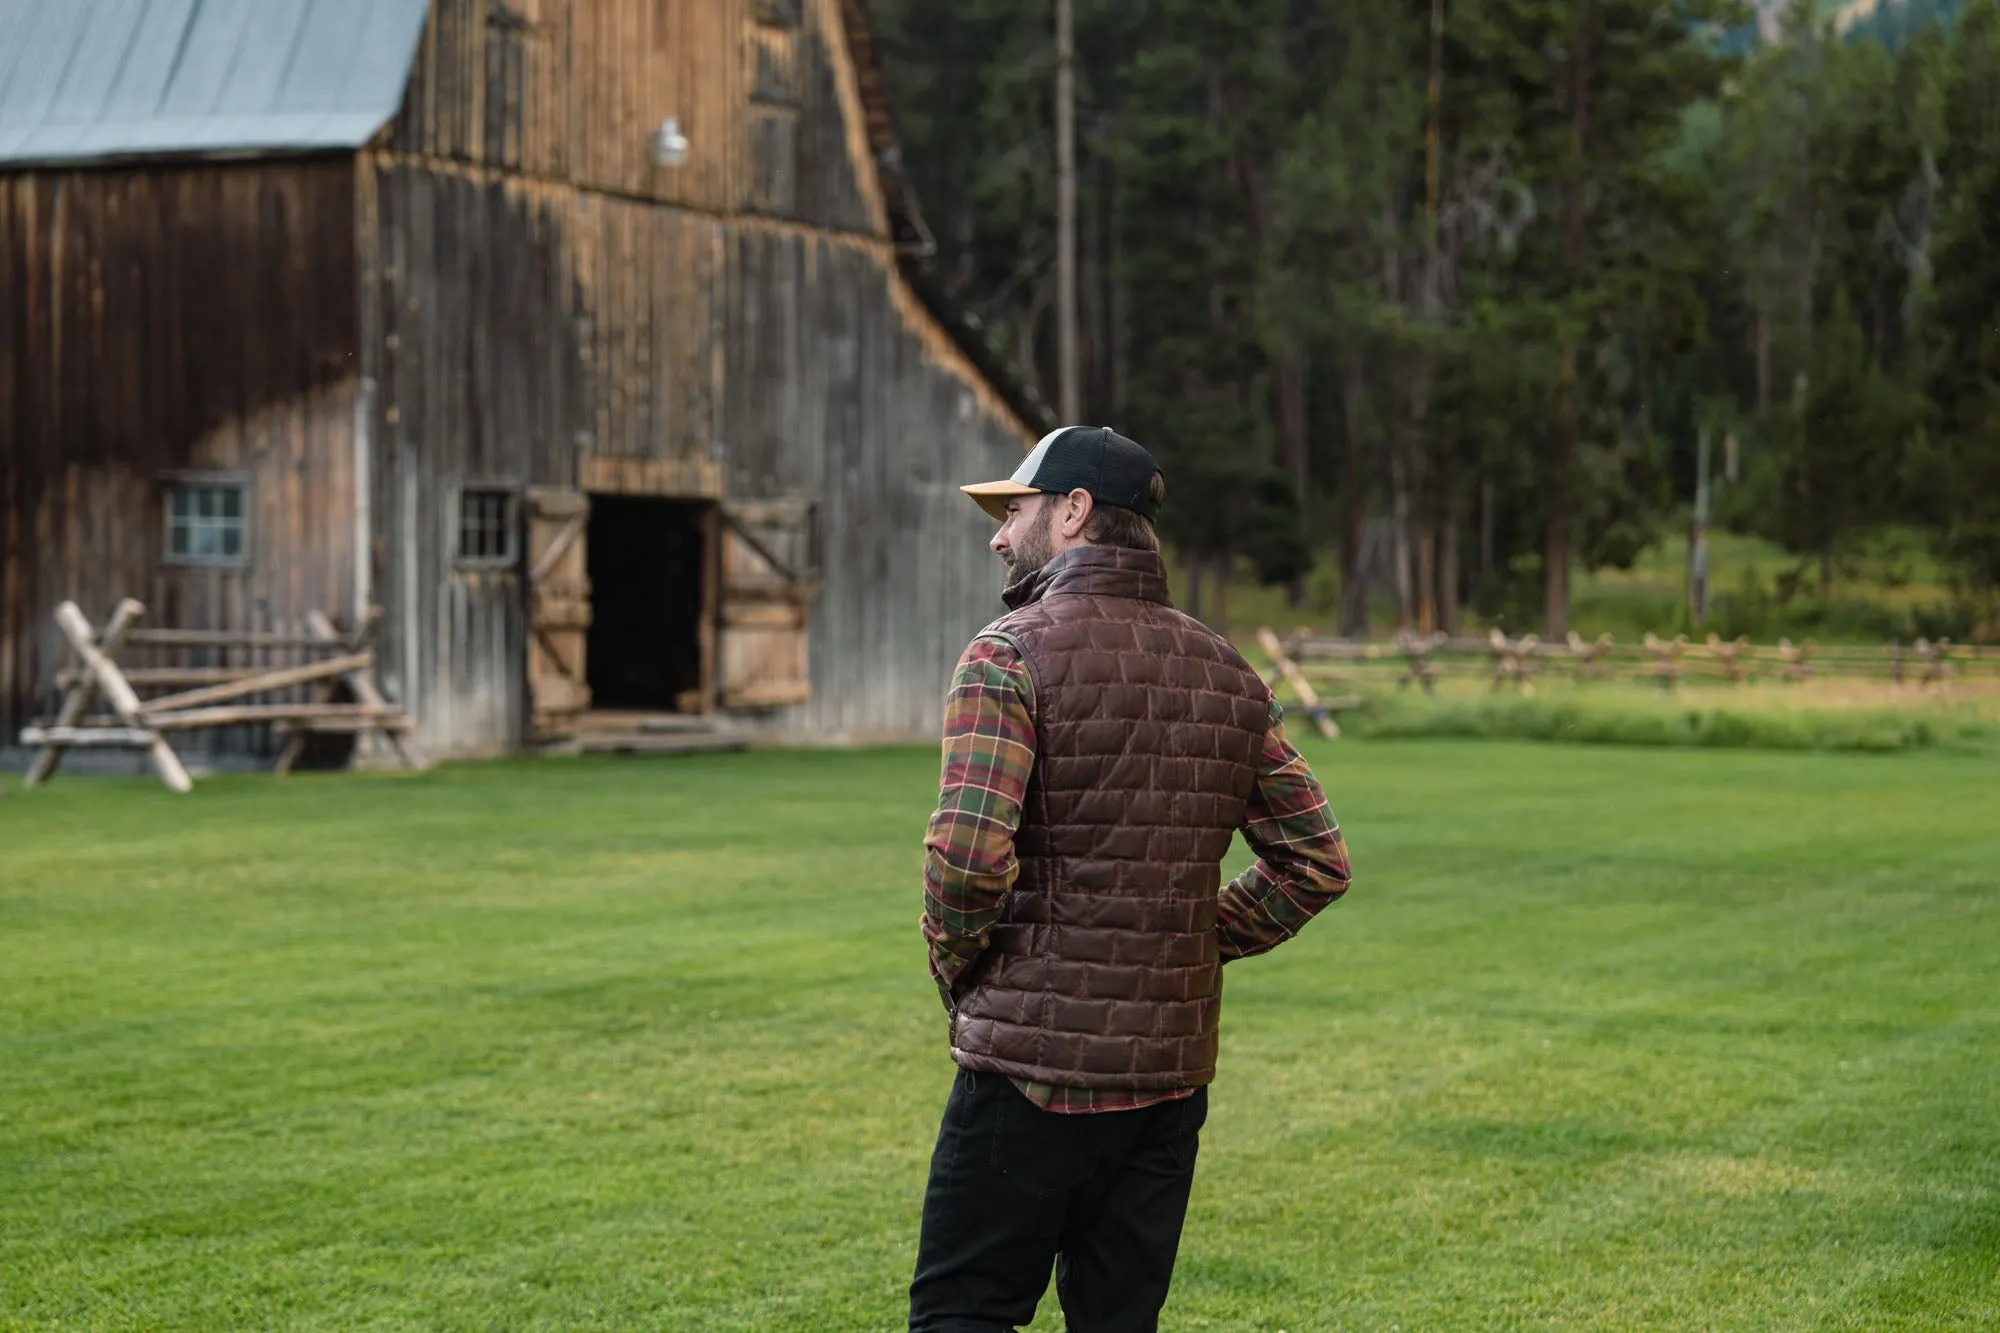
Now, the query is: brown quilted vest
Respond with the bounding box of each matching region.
[949,545,1271,1091]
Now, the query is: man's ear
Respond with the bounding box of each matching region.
[1057,488,1094,541]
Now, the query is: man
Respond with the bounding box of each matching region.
[910,426,1352,1332]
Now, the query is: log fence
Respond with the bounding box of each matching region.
[1255,626,1996,724]
[17,600,423,792]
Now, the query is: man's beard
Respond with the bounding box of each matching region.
[1002,502,1058,587]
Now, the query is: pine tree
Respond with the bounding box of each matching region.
[1924,0,2000,595]
[1113,0,1307,612]
[1485,0,1737,635]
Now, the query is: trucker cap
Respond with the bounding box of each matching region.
[962,426,1164,523]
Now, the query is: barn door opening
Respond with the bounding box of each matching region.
[526,487,592,739]
[719,499,819,710]
[586,496,717,713]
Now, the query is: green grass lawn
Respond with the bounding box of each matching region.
[3,744,1996,1330]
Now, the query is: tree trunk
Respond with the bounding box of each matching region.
[1416,521,1437,635]
[1081,141,1103,419]
[1755,306,1772,415]
[953,200,976,294]
[1110,170,1129,417]
[1390,413,1415,631]
[1547,342,1576,639]
[1547,4,1592,641]
[1479,473,1496,600]
[1212,553,1232,634]
[1407,358,1435,632]
[1091,150,1121,421]
[1055,0,1080,423]
[1440,509,1460,634]
[1689,423,1712,623]
[1275,350,1311,504]
[1276,348,1311,607]
[1340,354,1369,638]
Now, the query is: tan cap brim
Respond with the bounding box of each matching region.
[960,480,1043,521]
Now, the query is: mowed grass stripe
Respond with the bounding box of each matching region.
[1,742,1995,1329]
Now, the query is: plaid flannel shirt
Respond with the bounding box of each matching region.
[922,634,1351,1114]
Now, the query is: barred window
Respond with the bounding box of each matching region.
[458,488,519,565]
[164,481,248,565]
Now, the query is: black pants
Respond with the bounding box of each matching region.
[908,1068,1207,1333]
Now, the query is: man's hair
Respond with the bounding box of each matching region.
[1081,473,1164,552]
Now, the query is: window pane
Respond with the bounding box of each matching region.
[163,484,246,561]
[458,490,515,561]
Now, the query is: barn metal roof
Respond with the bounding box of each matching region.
[0,0,431,165]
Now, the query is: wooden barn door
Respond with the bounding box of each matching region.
[527,487,593,738]
[719,500,819,710]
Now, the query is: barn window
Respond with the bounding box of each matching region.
[164,479,249,565]
[457,488,520,566]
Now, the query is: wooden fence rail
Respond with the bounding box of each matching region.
[17,601,424,792]
[1258,625,1994,715]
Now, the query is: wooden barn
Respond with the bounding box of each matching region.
[0,0,1044,765]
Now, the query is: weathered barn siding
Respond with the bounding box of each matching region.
[361,171,1026,753]
[362,160,728,753]
[2,0,1034,762]
[386,0,878,237]
[364,0,1030,754]
[387,0,744,213]
[723,227,1025,739]
[0,161,360,747]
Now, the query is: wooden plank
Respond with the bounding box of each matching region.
[1256,627,1339,740]
[527,512,587,585]
[20,726,159,747]
[718,498,816,710]
[722,601,810,630]
[25,597,144,787]
[58,667,280,690]
[273,716,420,735]
[52,602,192,793]
[125,629,358,650]
[137,652,372,716]
[578,453,725,498]
[147,703,407,732]
[301,610,426,771]
[698,501,720,713]
[719,679,812,710]
[527,488,592,737]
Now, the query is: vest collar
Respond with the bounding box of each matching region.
[1002,545,1174,611]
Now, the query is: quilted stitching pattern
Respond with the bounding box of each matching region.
[952,547,1270,1090]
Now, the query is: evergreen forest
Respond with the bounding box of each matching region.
[875,0,2000,638]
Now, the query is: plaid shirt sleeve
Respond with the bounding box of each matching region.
[921,636,1036,1008]
[1217,697,1351,961]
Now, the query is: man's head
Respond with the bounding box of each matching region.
[963,426,1165,581]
